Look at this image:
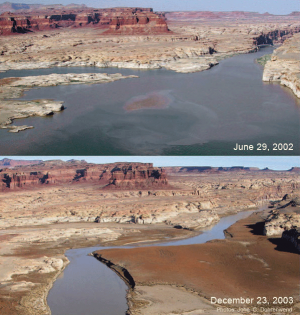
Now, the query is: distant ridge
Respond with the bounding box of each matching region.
[288,167,300,172]
[0,158,42,168]
[0,2,88,13]
[164,166,296,174]
[166,166,260,174]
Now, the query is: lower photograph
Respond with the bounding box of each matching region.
[0,156,299,315]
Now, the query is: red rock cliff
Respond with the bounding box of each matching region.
[105,164,168,189]
[0,6,169,35]
[0,160,169,191]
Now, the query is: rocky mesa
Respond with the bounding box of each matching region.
[1,160,299,230]
[0,160,299,315]
[0,6,169,35]
[1,9,300,75]
[0,160,168,191]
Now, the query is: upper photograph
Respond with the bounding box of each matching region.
[0,0,299,155]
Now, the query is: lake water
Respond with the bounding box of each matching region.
[47,209,257,315]
[1,46,299,155]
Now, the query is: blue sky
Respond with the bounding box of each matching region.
[3,156,300,170]
[2,0,299,15]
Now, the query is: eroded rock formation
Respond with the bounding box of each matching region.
[263,32,300,98]
[0,73,137,132]
[105,164,168,189]
[0,160,168,191]
[0,6,169,35]
[1,9,299,75]
[264,194,300,236]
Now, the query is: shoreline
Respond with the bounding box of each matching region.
[0,208,263,315]
[0,45,268,134]
[0,167,298,314]
[0,72,138,132]
[263,33,300,99]
[0,222,195,315]
[94,208,300,315]
[92,209,259,315]
[1,40,299,135]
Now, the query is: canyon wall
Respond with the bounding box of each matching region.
[263,32,300,98]
[0,160,169,191]
[0,7,169,35]
[0,161,299,229]
[105,164,168,189]
[1,9,300,74]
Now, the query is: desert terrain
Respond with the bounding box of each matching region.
[0,159,299,314]
[0,6,300,132]
[96,200,300,315]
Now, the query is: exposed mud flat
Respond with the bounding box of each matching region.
[0,164,299,314]
[95,210,300,315]
[0,222,193,315]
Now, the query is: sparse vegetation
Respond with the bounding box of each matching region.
[256,54,271,66]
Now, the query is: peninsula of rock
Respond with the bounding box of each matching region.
[0,6,299,135]
[0,72,137,132]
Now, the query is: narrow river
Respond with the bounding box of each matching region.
[47,209,258,315]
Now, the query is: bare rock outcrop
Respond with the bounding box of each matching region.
[165,209,219,230]
[0,7,169,35]
[0,73,137,131]
[0,162,299,229]
[105,164,168,190]
[263,33,300,98]
[1,10,299,75]
[165,166,260,174]
[264,194,300,236]
[0,161,168,191]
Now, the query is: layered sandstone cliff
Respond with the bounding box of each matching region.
[105,164,168,189]
[1,10,299,74]
[0,6,168,35]
[263,32,300,98]
[0,161,299,230]
[0,160,168,191]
